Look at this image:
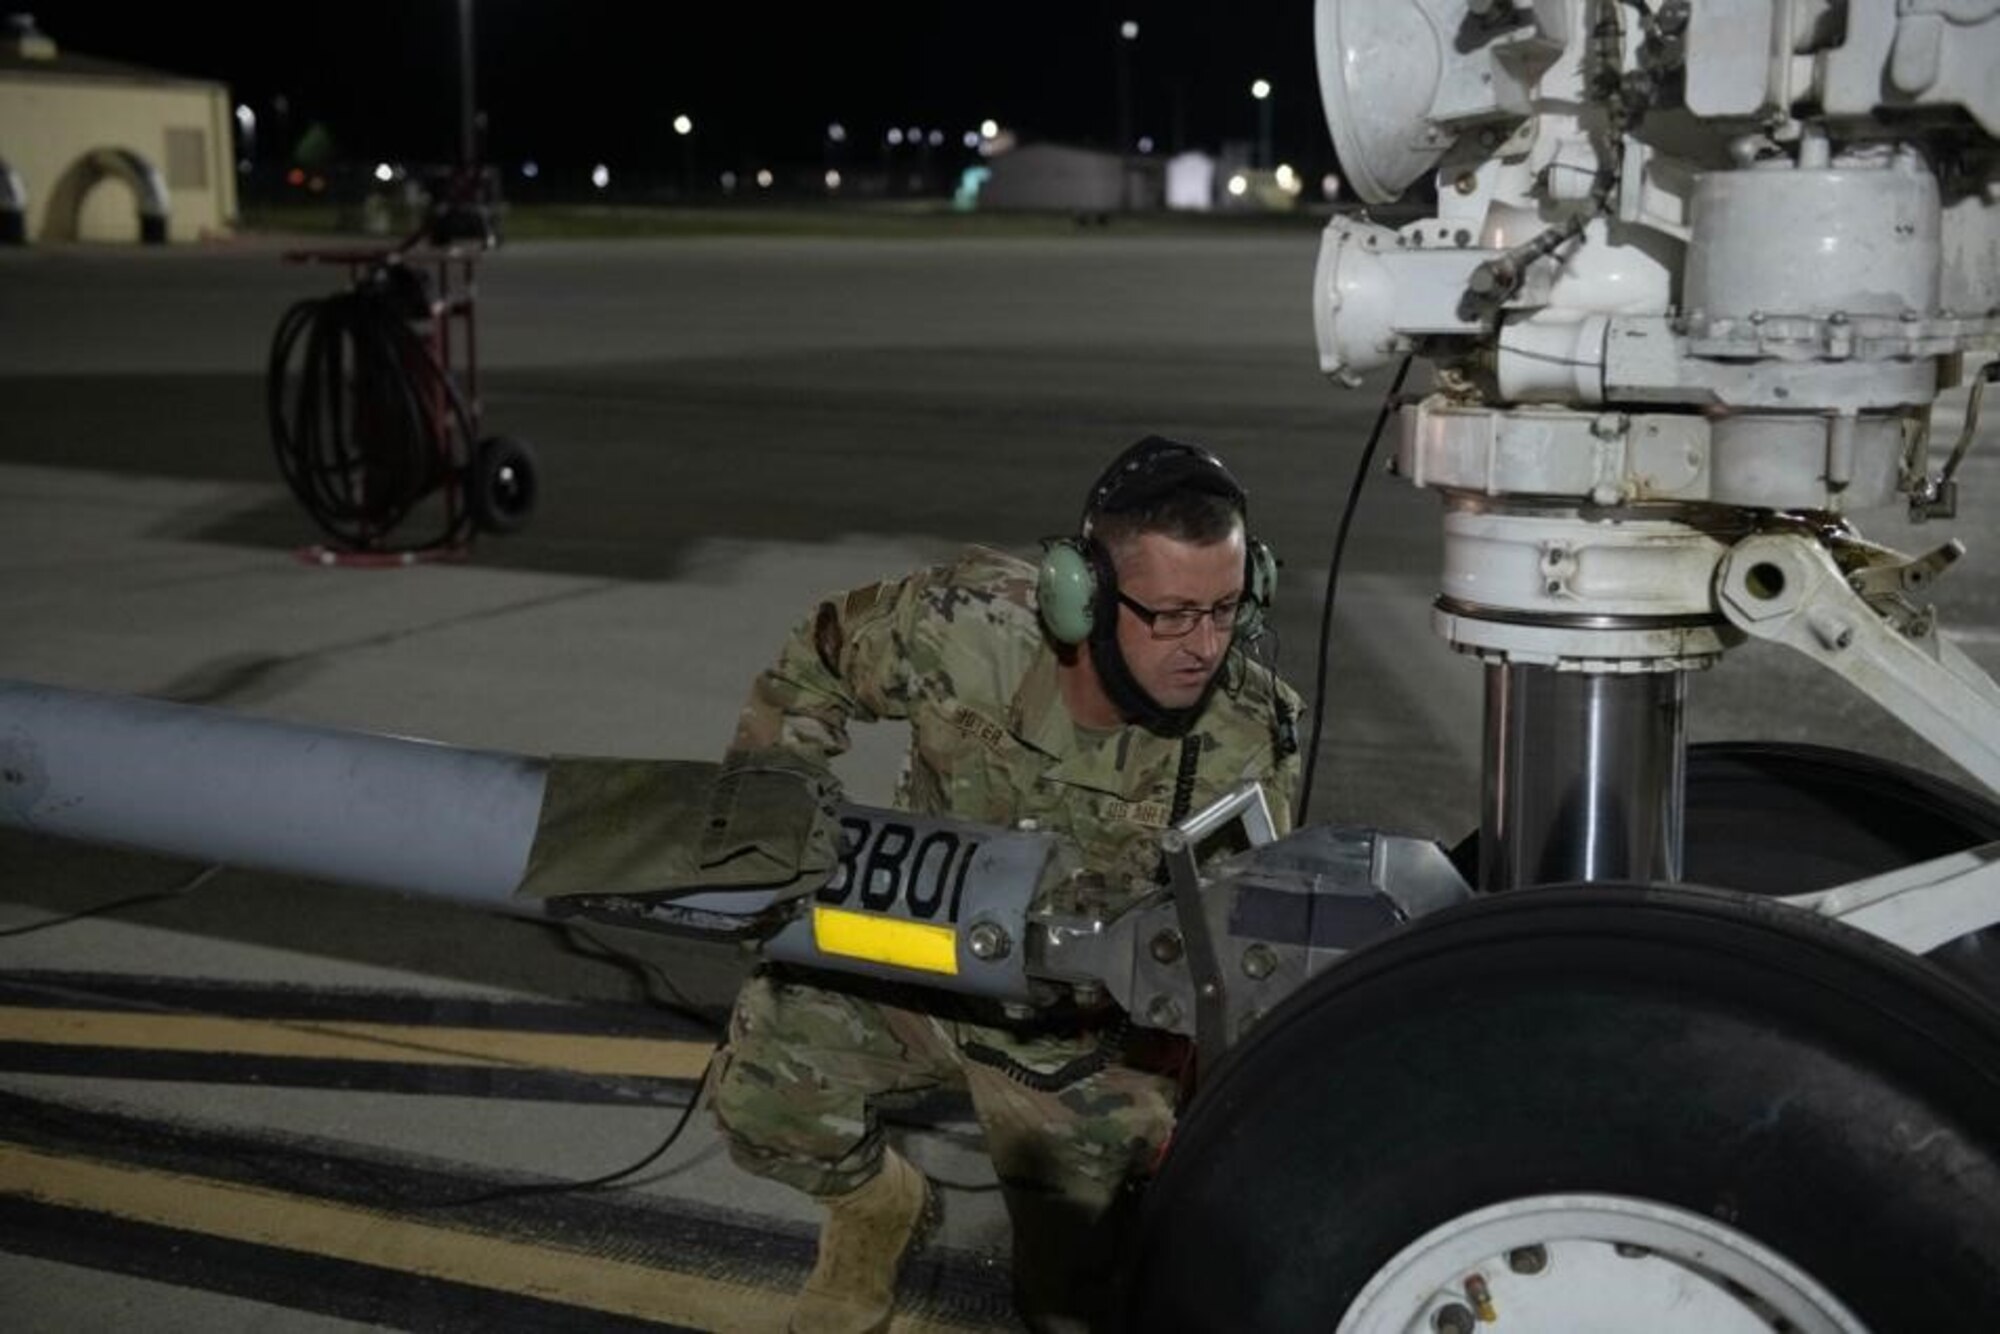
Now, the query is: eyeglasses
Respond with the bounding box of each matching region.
[1116,591,1244,639]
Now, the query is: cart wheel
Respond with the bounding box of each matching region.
[469,435,539,535]
[1118,886,2000,1332]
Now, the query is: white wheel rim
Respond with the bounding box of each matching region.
[1336,1193,1868,1334]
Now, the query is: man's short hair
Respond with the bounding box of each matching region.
[1090,488,1245,559]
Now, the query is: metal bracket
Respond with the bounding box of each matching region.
[1717,532,2000,796]
[1785,840,2000,954]
[1841,538,1964,644]
[1159,782,1278,1065]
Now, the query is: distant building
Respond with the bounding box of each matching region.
[1165,152,1216,211]
[977,142,1162,214]
[0,15,236,243]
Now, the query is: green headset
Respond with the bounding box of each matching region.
[1036,436,1276,646]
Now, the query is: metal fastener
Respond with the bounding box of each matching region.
[1240,943,1278,980]
[1432,1303,1476,1334]
[1507,1244,1548,1275]
[967,921,1012,961]
[1150,929,1185,965]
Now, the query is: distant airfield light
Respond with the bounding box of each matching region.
[592,163,611,190]
[234,104,256,132]
[963,130,981,149]
[906,126,922,144]
[1322,173,1342,200]
[673,114,694,136]
[1251,78,1272,101]
[286,167,306,187]
[825,168,843,190]
[1137,135,1155,154]
[1120,19,1139,40]
[980,118,1000,139]
[927,129,944,147]
[1275,163,1300,194]
[522,160,541,179]
[1227,173,1249,197]
[756,168,774,188]
[720,170,738,191]
[887,128,904,146]
[308,175,327,194]
[373,162,394,184]
[827,121,847,143]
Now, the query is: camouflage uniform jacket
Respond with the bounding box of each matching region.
[731,546,1303,915]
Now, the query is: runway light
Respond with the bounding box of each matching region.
[1120,19,1140,40]
[887,128,904,146]
[756,168,774,188]
[1137,135,1155,154]
[825,168,842,190]
[234,104,256,131]
[592,163,611,189]
[720,170,738,191]
[674,114,694,136]
[522,160,540,179]
[963,130,981,149]
[1227,173,1249,197]
[980,118,999,139]
[1322,173,1342,199]
[906,126,921,142]
[286,167,305,187]
[1251,78,1272,101]
[927,129,943,147]
[373,162,394,183]
[1275,163,1300,194]
[827,121,847,143]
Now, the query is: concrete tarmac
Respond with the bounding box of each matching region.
[2,228,1997,1331]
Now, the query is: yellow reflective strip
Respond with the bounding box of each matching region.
[812,906,959,975]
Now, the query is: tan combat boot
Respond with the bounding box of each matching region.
[790,1147,933,1334]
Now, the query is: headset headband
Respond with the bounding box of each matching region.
[1082,436,1249,535]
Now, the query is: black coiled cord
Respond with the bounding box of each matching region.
[267,266,475,551]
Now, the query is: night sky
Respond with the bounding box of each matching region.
[24,2,1330,180]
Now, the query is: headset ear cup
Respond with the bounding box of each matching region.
[1037,540,1098,645]
[1236,537,1277,641]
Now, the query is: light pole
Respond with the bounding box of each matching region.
[1116,20,1140,209]
[457,0,477,167]
[1251,77,1272,170]
[674,114,694,196]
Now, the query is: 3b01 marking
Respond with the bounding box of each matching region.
[820,816,978,923]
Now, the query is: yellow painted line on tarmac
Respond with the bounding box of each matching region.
[0,1142,986,1334]
[0,1005,712,1080]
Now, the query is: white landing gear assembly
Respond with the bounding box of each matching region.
[1121,2,2000,1330]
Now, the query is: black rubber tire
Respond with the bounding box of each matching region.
[468,435,539,535]
[1450,741,2000,997]
[1119,886,2000,1332]
[1681,741,2000,887]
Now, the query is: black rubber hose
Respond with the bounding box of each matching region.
[267,281,476,551]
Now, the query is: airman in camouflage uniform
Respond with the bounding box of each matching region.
[711,439,1303,1333]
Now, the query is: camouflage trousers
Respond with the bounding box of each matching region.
[712,966,1180,1200]
[712,966,1180,1319]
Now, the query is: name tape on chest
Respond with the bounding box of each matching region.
[949,705,1011,754]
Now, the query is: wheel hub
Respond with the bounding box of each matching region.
[1337,1194,1866,1333]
